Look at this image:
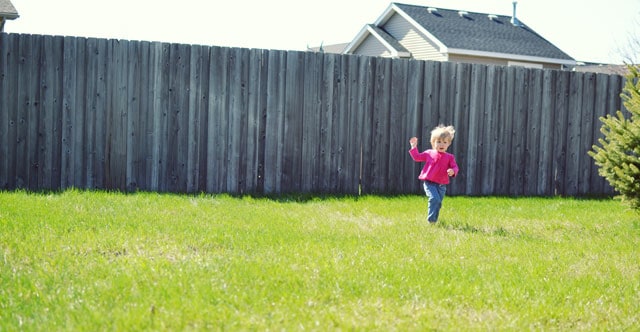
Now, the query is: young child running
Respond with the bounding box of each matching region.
[409,125,459,223]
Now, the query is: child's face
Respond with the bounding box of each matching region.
[431,136,451,152]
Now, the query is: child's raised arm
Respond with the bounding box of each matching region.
[409,137,418,148]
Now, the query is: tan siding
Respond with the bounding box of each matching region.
[449,54,562,69]
[353,36,392,57]
[382,14,445,61]
[448,54,508,66]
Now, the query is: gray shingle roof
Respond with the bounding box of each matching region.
[0,0,19,19]
[393,3,573,61]
[308,43,350,53]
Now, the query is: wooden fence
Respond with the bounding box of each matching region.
[0,33,627,196]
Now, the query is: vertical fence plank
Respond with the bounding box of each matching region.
[263,49,286,194]
[244,48,265,194]
[125,40,142,191]
[466,63,486,195]
[13,34,34,189]
[369,57,392,194]
[24,34,42,190]
[579,72,596,195]
[84,38,98,189]
[281,51,305,193]
[387,57,408,194]
[480,65,500,195]
[325,54,341,193]
[565,71,584,196]
[0,33,8,188]
[105,39,129,191]
[403,59,424,194]
[359,56,376,194]
[207,46,227,193]
[36,35,57,190]
[437,62,454,124]
[186,44,211,193]
[509,67,527,195]
[345,54,365,195]
[60,36,78,189]
[493,66,513,194]
[301,51,322,192]
[196,46,212,192]
[16,34,38,190]
[13,33,28,188]
[91,38,108,190]
[553,71,570,195]
[225,47,247,194]
[185,44,201,193]
[524,69,543,195]
[335,54,354,193]
[451,62,471,195]
[73,38,88,189]
[166,43,191,193]
[131,41,151,191]
[148,43,163,191]
[252,49,269,194]
[424,61,442,131]
[538,69,555,195]
[158,43,172,192]
[6,33,20,189]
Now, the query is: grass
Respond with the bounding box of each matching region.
[1,190,638,331]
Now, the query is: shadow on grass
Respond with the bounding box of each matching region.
[437,221,510,237]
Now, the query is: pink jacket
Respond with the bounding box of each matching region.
[409,147,459,184]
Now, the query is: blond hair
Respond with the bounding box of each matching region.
[430,125,455,145]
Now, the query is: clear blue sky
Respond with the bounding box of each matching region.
[4,0,639,64]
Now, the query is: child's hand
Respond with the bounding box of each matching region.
[409,137,418,147]
[447,168,455,177]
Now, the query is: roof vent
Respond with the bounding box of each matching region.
[511,1,521,26]
[488,14,499,21]
[458,11,469,18]
[427,7,438,14]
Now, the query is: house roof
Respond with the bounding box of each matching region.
[572,63,630,76]
[0,0,19,19]
[345,2,574,65]
[308,42,350,54]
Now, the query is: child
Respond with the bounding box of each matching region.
[409,125,459,223]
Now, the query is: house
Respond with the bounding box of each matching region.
[307,42,350,54]
[0,0,19,32]
[340,2,576,70]
[572,62,630,76]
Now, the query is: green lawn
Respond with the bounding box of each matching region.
[1,190,638,331]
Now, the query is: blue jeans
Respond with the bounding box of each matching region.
[423,181,447,222]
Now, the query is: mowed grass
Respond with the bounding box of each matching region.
[1,190,638,331]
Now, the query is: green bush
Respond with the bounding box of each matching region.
[589,65,640,209]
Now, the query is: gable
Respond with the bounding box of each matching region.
[381,12,445,61]
[0,0,19,19]
[345,24,411,58]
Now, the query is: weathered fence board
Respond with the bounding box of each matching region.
[0,32,628,197]
[538,70,555,195]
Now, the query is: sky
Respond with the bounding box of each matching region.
[4,0,640,64]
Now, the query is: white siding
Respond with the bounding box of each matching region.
[353,36,393,58]
[382,14,445,61]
